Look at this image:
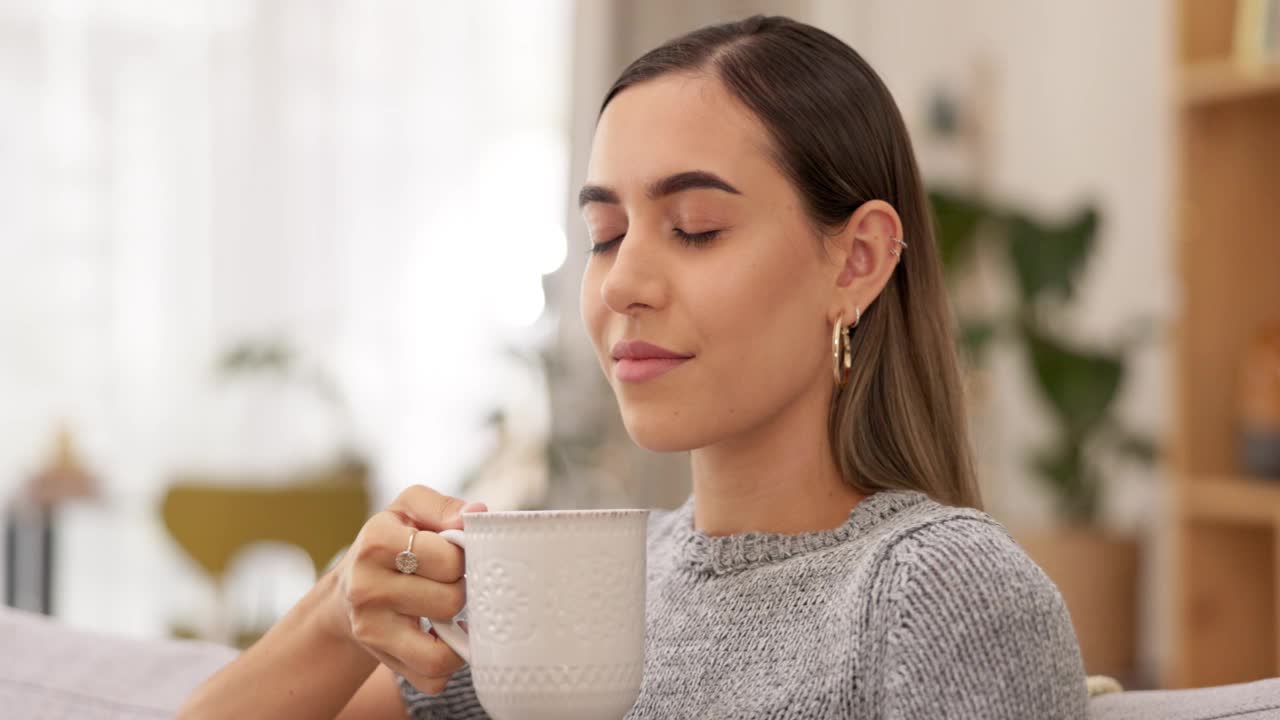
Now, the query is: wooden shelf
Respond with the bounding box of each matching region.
[1181,60,1280,106]
[1170,1,1280,689]
[1181,477,1280,525]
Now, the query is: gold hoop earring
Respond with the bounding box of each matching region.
[832,306,859,387]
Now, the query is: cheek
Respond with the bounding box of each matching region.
[579,263,606,348]
[697,246,822,389]
[696,247,796,340]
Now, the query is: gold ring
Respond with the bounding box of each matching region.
[395,530,419,574]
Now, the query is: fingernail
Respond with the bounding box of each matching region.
[460,501,487,513]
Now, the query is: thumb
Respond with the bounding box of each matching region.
[440,500,486,530]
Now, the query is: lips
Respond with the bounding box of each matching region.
[614,357,690,382]
[610,339,693,383]
[610,339,693,360]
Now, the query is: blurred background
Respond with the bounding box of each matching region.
[1,0,1277,696]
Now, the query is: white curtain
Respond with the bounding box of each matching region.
[0,0,571,636]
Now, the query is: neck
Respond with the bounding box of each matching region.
[689,378,868,536]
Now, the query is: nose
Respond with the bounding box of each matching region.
[600,228,665,316]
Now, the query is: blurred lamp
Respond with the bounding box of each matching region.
[3,425,100,615]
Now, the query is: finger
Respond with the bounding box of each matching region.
[372,513,465,583]
[368,614,466,694]
[385,614,468,681]
[379,573,467,622]
[368,643,452,696]
[408,530,466,583]
[353,613,461,695]
[387,485,471,532]
[347,529,467,619]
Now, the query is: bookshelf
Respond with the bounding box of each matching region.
[1171,0,1280,689]
[1181,60,1280,105]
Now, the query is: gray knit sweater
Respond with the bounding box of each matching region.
[397,489,1089,719]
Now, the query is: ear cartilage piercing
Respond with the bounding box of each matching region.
[890,236,908,259]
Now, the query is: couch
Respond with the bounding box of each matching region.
[2,605,1278,719]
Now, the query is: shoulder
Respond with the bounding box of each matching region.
[905,523,1061,613]
[861,491,1049,601]
[867,496,1074,642]
[862,495,1089,717]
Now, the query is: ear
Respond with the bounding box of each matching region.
[827,199,904,325]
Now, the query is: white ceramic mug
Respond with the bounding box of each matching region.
[425,509,649,720]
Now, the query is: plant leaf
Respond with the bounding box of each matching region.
[1111,428,1159,465]
[1023,325,1123,437]
[1030,440,1099,525]
[1006,206,1099,302]
[959,319,998,367]
[929,188,988,273]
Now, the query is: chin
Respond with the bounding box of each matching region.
[617,407,703,453]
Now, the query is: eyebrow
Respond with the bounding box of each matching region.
[577,170,742,209]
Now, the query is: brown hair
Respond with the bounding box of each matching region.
[600,15,982,510]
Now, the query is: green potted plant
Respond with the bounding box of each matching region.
[931,188,1157,685]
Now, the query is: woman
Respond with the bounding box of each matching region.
[180,14,1088,720]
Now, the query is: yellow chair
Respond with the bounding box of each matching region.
[160,460,371,645]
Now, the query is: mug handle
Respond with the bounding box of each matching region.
[424,528,470,663]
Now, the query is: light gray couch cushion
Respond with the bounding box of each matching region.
[0,606,238,719]
[1090,677,1280,720]
[5,604,1280,719]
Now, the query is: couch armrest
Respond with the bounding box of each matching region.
[0,606,239,718]
[1090,677,1280,720]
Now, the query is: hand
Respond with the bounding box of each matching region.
[326,484,486,694]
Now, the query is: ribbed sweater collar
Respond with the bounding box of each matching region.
[669,489,928,576]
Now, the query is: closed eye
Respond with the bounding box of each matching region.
[587,228,721,255]
[587,234,624,255]
[674,228,720,247]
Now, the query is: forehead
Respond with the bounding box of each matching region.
[587,73,776,190]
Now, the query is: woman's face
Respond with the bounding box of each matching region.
[578,73,844,453]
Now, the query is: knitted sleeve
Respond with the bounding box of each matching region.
[875,517,1089,720]
[396,665,490,720]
